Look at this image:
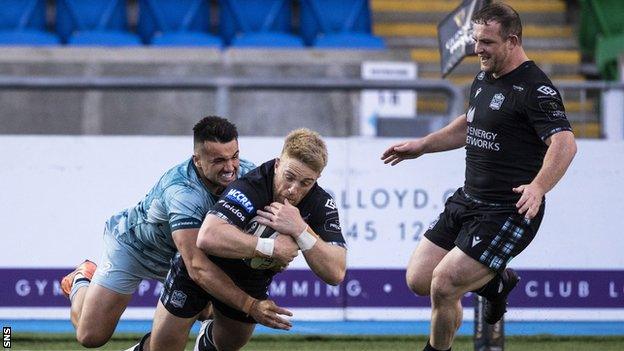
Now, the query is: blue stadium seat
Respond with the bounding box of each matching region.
[0,0,59,46]
[137,0,221,47]
[219,0,303,47]
[300,0,385,49]
[56,0,141,46]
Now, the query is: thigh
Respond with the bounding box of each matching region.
[406,236,449,295]
[150,300,198,351]
[212,307,256,351]
[433,247,496,295]
[78,283,132,340]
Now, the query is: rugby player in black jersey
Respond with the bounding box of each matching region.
[381,3,576,351]
[152,128,346,351]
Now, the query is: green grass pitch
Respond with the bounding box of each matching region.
[9,334,624,350]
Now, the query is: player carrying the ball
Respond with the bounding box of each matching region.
[146,128,347,351]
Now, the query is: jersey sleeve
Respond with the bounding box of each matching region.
[164,186,205,231]
[524,83,573,142]
[208,179,266,229]
[308,195,347,248]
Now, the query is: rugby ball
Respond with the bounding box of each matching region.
[244,216,279,269]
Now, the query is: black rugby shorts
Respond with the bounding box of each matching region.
[159,253,267,323]
[424,188,545,272]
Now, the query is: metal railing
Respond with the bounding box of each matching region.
[1,75,623,139]
[0,75,464,124]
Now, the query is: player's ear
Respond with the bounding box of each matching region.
[508,34,520,49]
[192,153,201,169]
[274,157,280,170]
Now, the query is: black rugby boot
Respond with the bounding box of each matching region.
[483,268,520,324]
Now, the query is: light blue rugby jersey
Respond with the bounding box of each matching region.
[106,157,255,276]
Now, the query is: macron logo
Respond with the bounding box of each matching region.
[472,235,482,247]
[225,189,254,213]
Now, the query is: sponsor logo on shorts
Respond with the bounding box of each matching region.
[170,290,187,309]
[225,189,255,213]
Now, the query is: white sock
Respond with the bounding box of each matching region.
[69,274,90,302]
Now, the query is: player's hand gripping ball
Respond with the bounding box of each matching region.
[244,216,279,269]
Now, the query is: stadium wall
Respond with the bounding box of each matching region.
[1,136,623,323]
[0,48,411,136]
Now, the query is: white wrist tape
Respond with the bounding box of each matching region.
[255,238,275,257]
[296,226,317,251]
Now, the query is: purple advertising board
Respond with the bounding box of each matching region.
[2,268,624,309]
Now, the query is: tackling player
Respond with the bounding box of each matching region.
[61,116,293,348]
[381,3,576,351]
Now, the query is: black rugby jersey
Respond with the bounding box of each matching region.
[207,159,345,286]
[464,61,572,203]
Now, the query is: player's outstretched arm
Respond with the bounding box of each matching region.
[381,114,468,166]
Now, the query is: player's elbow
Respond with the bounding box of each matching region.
[325,266,346,286]
[196,228,218,255]
[185,257,204,283]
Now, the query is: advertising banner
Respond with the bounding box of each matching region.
[1,137,623,321]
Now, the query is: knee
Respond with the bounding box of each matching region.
[405,269,430,296]
[430,269,462,304]
[76,328,110,348]
[215,340,245,351]
[76,332,109,349]
[214,334,250,351]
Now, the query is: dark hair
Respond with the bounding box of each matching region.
[193,116,238,145]
[472,2,522,43]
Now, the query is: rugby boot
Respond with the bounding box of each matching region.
[194,319,217,351]
[483,268,520,324]
[61,259,97,298]
[123,332,150,351]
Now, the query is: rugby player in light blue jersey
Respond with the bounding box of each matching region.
[61,116,293,349]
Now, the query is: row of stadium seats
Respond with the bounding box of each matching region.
[0,0,384,48]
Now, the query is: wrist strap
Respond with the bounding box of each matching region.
[255,238,274,257]
[296,226,318,251]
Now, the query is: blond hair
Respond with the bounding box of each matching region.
[281,128,328,173]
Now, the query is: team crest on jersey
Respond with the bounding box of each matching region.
[477,71,485,80]
[466,106,475,122]
[489,93,505,110]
